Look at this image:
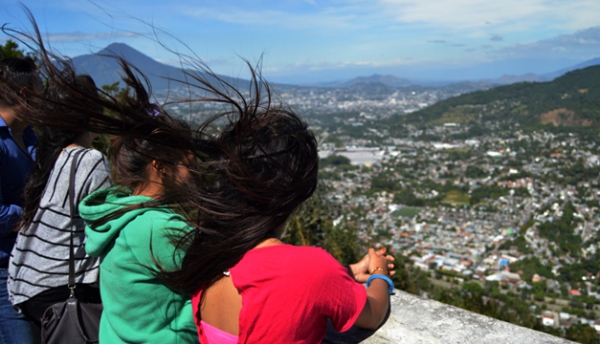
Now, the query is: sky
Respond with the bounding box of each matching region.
[2,0,600,84]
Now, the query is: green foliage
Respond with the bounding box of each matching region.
[560,161,600,186]
[429,283,539,328]
[395,65,600,128]
[497,235,533,254]
[512,187,530,198]
[281,183,360,266]
[101,82,131,102]
[370,173,399,192]
[509,257,554,282]
[391,255,430,294]
[90,82,133,156]
[392,207,421,218]
[393,188,425,206]
[470,185,509,205]
[560,253,600,283]
[565,323,600,344]
[442,190,470,206]
[320,155,352,168]
[520,218,534,234]
[538,202,582,257]
[447,149,473,161]
[465,165,487,179]
[500,171,532,181]
[91,134,112,156]
[0,39,26,59]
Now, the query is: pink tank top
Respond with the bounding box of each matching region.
[200,321,238,344]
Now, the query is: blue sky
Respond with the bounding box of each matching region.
[2,0,600,83]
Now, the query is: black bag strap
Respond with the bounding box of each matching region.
[67,149,85,297]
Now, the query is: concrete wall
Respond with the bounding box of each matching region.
[364,289,575,344]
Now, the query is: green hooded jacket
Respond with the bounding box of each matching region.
[80,187,197,343]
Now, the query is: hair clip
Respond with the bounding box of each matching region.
[147,102,160,118]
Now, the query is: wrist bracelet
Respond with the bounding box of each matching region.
[366,274,394,295]
[369,267,386,274]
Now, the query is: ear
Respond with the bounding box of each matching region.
[152,160,166,175]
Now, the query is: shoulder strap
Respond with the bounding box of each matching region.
[67,149,85,297]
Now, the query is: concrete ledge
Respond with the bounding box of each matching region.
[363,289,575,344]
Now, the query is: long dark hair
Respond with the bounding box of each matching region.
[159,66,319,294]
[0,57,40,107]
[6,13,319,293]
[20,74,100,232]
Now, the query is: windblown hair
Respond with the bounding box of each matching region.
[4,14,200,226]
[6,12,319,293]
[0,57,41,107]
[164,69,320,294]
[20,74,100,232]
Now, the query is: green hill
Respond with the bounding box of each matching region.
[396,65,600,128]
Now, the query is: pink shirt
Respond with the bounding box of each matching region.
[192,244,367,343]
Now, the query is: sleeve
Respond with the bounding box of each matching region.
[76,151,113,205]
[0,144,23,236]
[312,250,368,333]
[0,181,22,236]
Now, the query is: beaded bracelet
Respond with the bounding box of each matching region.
[366,274,394,295]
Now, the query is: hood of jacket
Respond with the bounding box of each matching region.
[79,186,171,257]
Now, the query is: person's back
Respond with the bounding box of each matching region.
[7,75,112,336]
[80,188,197,343]
[194,244,368,343]
[8,147,110,318]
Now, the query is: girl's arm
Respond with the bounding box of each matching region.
[352,248,393,330]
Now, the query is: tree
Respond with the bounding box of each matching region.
[565,323,600,344]
[281,182,361,266]
[465,165,487,179]
[0,40,37,64]
[92,82,131,155]
[0,39,26,59]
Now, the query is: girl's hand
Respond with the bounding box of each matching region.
[348,247,395,283]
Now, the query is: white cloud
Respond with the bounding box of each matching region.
[177,6,361,31]
[157,57,232,68]
[494,26,600,58]
[378,0,600,31]
[175,1,600,43]
[263,57,419,74]
[43,31,140,43]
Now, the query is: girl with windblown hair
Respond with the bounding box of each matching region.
[8,74,110,332]
[158,68,395,343]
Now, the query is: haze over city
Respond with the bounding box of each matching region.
[2,0,600,84]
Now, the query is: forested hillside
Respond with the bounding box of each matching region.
[394,65,600,128]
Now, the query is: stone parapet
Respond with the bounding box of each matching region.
[363,290,575,344]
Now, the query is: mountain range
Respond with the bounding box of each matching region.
[322,57,600,88]
[72,43,600,93]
